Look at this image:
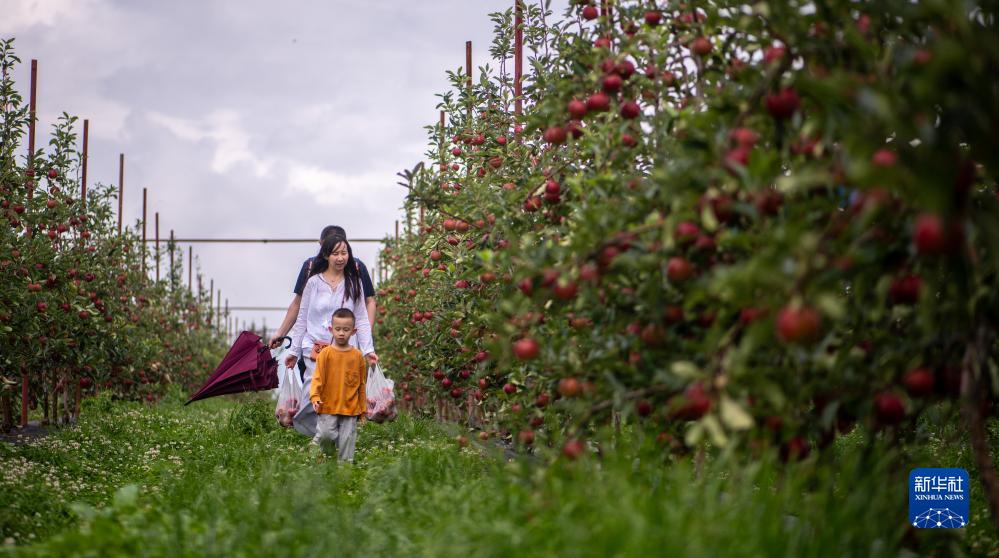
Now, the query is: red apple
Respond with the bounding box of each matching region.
[518,278,534,295]
[775,304,822,344]
[566,120,583,139]
[755,189,783,216]
[620,100,641,119]
[663,305,684,324]
[544,180,561,202]
[635,399,652,417]
[766,88,800,120]
[691,36,712,56]
[602,74,622,93]
[581,5,598,20]
[644,10,662,26]
[739,307,767,325]
[763,45,786,65]
[615,60,635,80]
[552,280,578,300]
[903,368,935,397]
[671,382,711,419]
[871,149,897,167]
[503,382,517,395]
[675,221,700,245]
[666,257,694,282]
[586,92,611,112]
[544,126,568,145]
[725,147,750,167]
[874,392,906,425]
[730,127,759,147]
[568,98,588,119]
[913,213,946,255]
[558,377,582,398]
[579,262,600,282]
[562,438,585,459]
[512,338,539,360]
[888,274,922,305]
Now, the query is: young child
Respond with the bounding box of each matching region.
[309,307,368,462]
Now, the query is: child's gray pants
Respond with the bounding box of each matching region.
[312,414,358,462]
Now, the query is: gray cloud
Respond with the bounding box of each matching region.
[3,0,568,333]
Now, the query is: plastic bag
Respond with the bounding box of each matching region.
[275,366,301,428]
[365,364,397,423]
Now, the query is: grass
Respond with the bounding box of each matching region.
[0,389,996,557]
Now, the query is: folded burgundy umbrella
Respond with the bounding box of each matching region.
[185,331,288,405]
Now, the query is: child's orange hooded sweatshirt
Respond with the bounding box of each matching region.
[309,346,367,416]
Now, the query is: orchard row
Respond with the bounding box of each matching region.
[373,0,999,514]
[0,39,228,431]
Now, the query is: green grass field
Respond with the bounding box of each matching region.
[0,390,996,557]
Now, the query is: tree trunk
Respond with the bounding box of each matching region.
[41,378,50,426]
[1,391,13,433]
[62,375,72,425]
[74,381,81,422]
[20,370,28,428]
[963,327,999,533]
[965,399,999,533]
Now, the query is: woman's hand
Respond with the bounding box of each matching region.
[365,352,379,366]
[285,355,298,369]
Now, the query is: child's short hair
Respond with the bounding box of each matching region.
[331,307,356,324]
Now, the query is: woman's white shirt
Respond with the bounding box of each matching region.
[287,273,374,359]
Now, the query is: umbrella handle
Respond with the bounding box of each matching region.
[260,336,292,354]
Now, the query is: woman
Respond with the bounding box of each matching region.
[285,234,378,437]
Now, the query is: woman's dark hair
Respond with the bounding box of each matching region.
[319,225,345,241]
[309,234,361,303]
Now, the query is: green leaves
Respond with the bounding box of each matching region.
[376,0,999,474]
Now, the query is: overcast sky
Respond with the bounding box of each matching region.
[2,0,567,337]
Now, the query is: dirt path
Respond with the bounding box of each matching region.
[0,421,55,445]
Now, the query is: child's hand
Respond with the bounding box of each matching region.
[285,355,298,369]
[312,400,321,413]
